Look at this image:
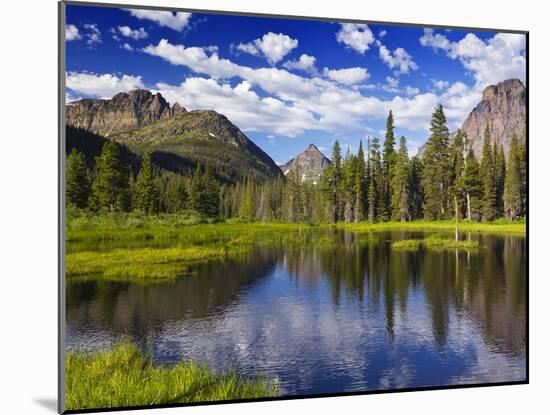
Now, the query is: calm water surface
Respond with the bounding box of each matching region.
[66,230,526,395]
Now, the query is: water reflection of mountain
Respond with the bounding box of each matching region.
[66,248,279,342]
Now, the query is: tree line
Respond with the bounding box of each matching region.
[67,105,527,223]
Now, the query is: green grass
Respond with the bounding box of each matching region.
[66,343,278,411]
[338,219,525,234]
[66,246,233,280]
[391,235,480,251]
[391,239,422,250]
[423,234,480,249]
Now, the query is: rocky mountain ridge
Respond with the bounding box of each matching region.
[281,144,331,184]
[66,89,282,182]
[418,79,526,158]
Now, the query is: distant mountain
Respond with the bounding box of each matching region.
[66,89,186,136]
[418,79,526,158]
[66,90,283,183]
[281,144,331,184]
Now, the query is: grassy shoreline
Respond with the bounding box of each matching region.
[67,213,525,242]
[66,214,524,280]
[66,343,278,410]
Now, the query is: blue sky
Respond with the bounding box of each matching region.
[65,4,526,164]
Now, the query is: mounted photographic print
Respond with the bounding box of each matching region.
[59,1,528,413]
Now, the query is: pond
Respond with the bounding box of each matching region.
[66,230,526,395]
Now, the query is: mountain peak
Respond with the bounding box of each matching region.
[482,79,524,102]
[66,89,186,136]
[282,144,331,184]
[418,78,525,159]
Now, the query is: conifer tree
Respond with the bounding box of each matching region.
[504,133,522,219]
[342,153,357,222]
[409,157,424,220]
[323,140,343,222]
[90,140,130,212]
[391,136,411,221]
[135,152,160,214]
[480,125,498,220]
[421,104,451,219]
[380,110,396,220]
[519,125,527,216]
[203,166,220,218]
[495,143,506,216]
[66,148,90,209]
[354,140,367,222]
[368,137,381,222]
[460,149,483,221]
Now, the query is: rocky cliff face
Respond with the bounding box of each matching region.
[417,79,526,158]
[282,144,331,184]
[66,89,187,136]
[461,79,526,158]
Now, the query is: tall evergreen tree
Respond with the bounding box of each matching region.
[323,140,343,222]
[504,133,522,219]
[189,165,220,218]
[391,136,411,221]
[421,104,451,219]
[460,149,483,221]
[90,140,130,212]
[202,166,220,218]
[135,152,160,214]
[354,140,367,222]
[368,137,381,223]
[480,125,498,220]
[495,143,506,216]
[342,153,357,222]
[380,110,396,220]
[409,157,424,220]
[66,148,90,209]
[519,125,527,216]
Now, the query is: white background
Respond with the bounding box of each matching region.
[0,0,546,414]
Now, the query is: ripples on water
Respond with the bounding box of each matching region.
[66,230,526,395]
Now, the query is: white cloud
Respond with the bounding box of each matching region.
[336,23,374,54]
[66,24,80,41]
[122,43,134,51]
[336,23,375,54]
[236,32,298,64]
[283,54,317,72]
[117,25,148,40]
[234,42,260,56]
[156,77,315,136]
[126,9,192,31]
[420,29,526,88]
[143,39,242,79]
[379,30,387,38]
[419,28,451,50]
[83,23,101,45]
[431,79,449,90]
[141,38,478,136]
[405,86,420,96]
[66,72,144,98]
[323,67,369,85]
[379,45,418,75]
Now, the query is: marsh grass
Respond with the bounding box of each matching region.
[391,239,422,250]
[338,219,525,234]
[423,234,480,250]
[65,343,278,410]
[66,247,229,280]
[391,235,480,251]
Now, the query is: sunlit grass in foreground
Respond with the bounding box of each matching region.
[66,343,278,410]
